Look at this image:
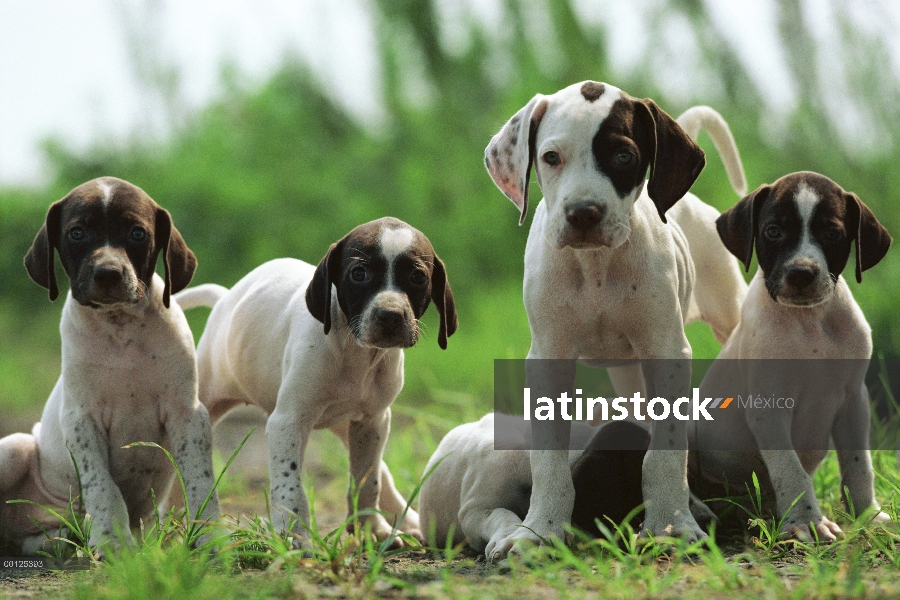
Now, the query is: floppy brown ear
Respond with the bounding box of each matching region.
[305,240,346,335]
[430,254,458,350]
[716,185,770,272]
[845,192,891,283]
[155,207,197,308]
[24,200,64,301]
[635,99,706,222]
[484,94,549,225]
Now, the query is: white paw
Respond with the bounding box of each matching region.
[350,513,418,549]
[871,510,892,526]
[486,526,541,562]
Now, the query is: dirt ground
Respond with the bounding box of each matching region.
[4,410,897,599]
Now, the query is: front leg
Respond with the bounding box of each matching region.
[747,411,841,542]
[640,359,706,542]
[266,407,313,545]
[62,410,133,551]
[463,507,525,559]
[347,409,402,544]
[832,385,890,524]
[166,401,221,546]
[491,357,576,559]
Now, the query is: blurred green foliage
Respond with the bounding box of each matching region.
[1,0,898,425]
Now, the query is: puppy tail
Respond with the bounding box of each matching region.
[676,106,747,196]
[173,283,229,310]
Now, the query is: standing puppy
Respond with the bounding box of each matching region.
[483,81,747,558]
[175,217,457,546]
[0,177,219,555]
[692,171,892,541]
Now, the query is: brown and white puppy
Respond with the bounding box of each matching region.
[0,177,219,555]
[482,81,748,558]
[419,414,715,555]
[174,217,457,546]
[691,171,892,541]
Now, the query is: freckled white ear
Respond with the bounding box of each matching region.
[484,94,549,226]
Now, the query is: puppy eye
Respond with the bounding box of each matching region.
[613,150,634,167]
[823,228,843,242]
[543,151,560,166]
[68,227,86,241]
[130,227,147,242]
[409,269,427,286]
[764,225,782,240]
[350,266,367,282]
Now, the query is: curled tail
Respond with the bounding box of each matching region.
[173,283,229,310]
[677,106,747,196]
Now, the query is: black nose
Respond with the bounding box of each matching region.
[785,265,818,289]
[565,204,604,231]
[374,308,404,329]
[93,265,124,287]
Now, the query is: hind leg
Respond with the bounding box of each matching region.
[691,249,746,344]
[605,364,646,418]
[669,196,747,344]
[329,421,422,540]
[0,432,68,555]
[0,433,35,495]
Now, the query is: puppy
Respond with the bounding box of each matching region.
[691,171,892,541]
[174,217,457,546]
[419,414,713,555]
[0,177,219,555]
[483,81,748,557]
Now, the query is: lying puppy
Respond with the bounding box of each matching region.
[691,171,892,541]
[419,414,714,555]
[483,81,748,556]
[0,177,219,555]
[175,217,457,546]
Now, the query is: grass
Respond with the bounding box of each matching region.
[3,285,900,598]
[4,416,900,599]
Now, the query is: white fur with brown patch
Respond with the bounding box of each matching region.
[482,80,749,560]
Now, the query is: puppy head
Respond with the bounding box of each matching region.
[485,81,705,249]
[24,177,196,309]
[305,217,458,349]
[717,171,891,306]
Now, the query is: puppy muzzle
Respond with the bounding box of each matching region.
[769,262,835,307]
[556,203,629,249]
[356,295,419,349]
[74,259,145,307]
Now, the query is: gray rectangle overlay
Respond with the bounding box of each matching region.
[494,359,900,451]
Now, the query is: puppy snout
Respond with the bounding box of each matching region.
[565,204,605,231]
[785,265,818,289]
[93,264,124,287]
[374,307,405,329]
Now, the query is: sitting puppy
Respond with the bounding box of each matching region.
[0,177,219,555]
[174,217,457,546]
[691,171,892,541]
[419,414,714,556]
